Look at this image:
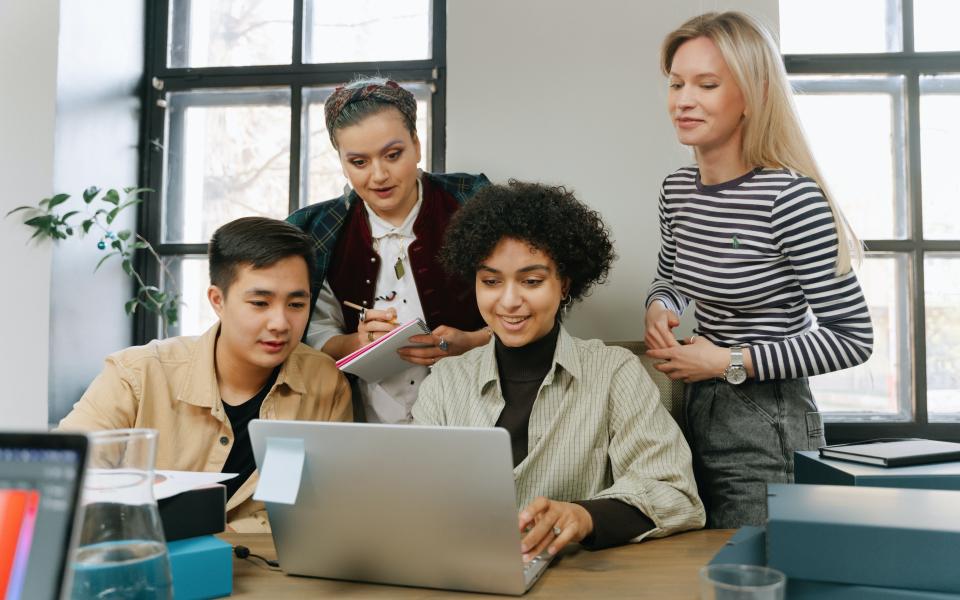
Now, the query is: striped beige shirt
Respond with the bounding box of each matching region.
[413,326,705,539]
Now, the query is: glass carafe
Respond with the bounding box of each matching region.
[70,428,173,599]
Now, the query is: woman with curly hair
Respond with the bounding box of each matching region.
[413,181,705,561]
[645,12,873,528]
[287,76,491,424]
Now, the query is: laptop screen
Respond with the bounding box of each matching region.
[0,433,87,600]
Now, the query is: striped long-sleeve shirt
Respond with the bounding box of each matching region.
[645,166,874,381]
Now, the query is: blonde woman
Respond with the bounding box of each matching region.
[643,12,874,528]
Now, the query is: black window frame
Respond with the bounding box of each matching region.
[137,0,446,342]
[783,0,960,442]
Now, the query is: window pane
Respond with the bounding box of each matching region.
[163,88,291,243]
[168,0,293,68]
[914,0,960,52]
[926,255,960,420]
[300,83,430,206]
[779,0,901,54]
[920,75,960,240]
[160,256,217,339]
[304,0,431,63]
[791,77,906,240]
[812,255,910,418]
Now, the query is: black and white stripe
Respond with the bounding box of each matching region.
[645,166,874,381]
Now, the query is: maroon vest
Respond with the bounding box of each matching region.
[326,177,484,334]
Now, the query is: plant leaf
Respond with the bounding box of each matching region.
[47,193,70,210]
[106,208,119,224]
[117,198,143,212]
[83,186,101,203]
[124,298,139,315]
[24,215,55,228]
[82,219,94,234]
[121,258,134,276]
[116,229,131,241]
[103,189,120,205]
[5,206,36,217]
[94,251,120,272]
[61,210,79,223]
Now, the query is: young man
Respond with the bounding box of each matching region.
[59,217,351,532]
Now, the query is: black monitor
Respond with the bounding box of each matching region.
[0,432,87,600]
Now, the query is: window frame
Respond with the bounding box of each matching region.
[783,0,960,441]
[137,0,446,341]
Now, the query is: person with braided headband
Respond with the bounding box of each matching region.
[288,76,491,424]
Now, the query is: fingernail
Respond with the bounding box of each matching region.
[522,553,529,562]
[520,544,528,553]
[548,546,556,555]
[520,512,529,520]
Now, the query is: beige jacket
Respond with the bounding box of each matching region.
[58,323,352,532]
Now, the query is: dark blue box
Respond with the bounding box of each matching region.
[795,451,960,491]
[766,484,960,594]
[711,526,959,599]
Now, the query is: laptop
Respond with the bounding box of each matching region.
[249,420,553,595]
[0,431,88,600]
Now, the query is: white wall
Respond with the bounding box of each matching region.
[0,1,61,429]
[447,0,778,341]
[48,0,144,423]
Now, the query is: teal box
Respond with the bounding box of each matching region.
[795,451,960,490]
[167,535,232,599]
[711,526,959,599]
[767,484,960,594]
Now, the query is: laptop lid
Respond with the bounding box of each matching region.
[249,420,531,595]
[0,431,88,600]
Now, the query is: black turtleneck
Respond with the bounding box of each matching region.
[494,322,560,466]
[493,322,654,550]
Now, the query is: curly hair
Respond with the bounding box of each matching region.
[441,180,616,305]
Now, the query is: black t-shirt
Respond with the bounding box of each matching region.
[221,367,280,500]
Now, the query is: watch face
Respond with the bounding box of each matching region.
[725,366,748,385]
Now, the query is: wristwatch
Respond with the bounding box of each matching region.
[722,345,747,385]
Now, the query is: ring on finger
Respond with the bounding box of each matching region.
[438,337,449,352]
[689,334,698,344]
[367,332,374,343]
[358,308,367,323]
[552,525,562,537]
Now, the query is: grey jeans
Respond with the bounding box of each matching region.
[684,377,826,529]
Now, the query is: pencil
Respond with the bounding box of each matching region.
[342,300,399,325]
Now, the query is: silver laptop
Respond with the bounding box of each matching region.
[249,420,552,595]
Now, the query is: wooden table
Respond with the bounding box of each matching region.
[219,529,732,598]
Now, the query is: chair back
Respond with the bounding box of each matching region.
[606,340,685,429]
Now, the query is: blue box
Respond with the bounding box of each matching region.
[766,484,960,594]
[795,451,960,490]
[711,526,958,599]
[167,535,232,599]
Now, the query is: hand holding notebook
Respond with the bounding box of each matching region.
[336,317,432,382]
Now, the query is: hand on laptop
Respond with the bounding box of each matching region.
[518,497,594,563]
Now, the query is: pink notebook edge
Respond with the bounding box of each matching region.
[335,318,429,368]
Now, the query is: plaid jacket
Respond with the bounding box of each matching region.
[287,171,491,322]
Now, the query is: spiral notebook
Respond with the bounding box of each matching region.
[335,318,432,382]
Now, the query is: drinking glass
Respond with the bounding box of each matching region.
[700,564,786,600]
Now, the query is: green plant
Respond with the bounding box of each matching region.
[6,187,181,336]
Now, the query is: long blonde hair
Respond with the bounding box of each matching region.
[661,11,861,274]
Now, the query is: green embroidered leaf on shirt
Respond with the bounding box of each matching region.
[732,235,741,248]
